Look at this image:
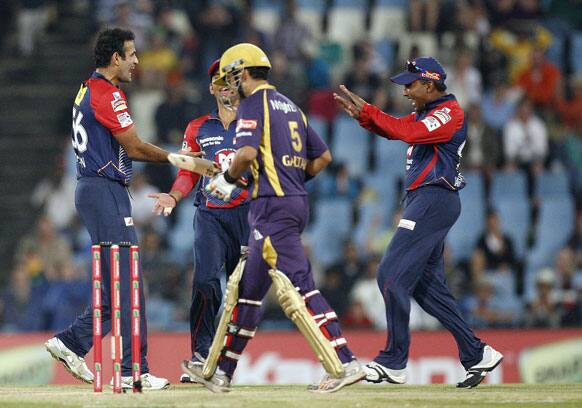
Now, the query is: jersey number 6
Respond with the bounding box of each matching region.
[72,107,88,153]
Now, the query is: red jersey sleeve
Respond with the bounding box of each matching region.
[92,88,135,135]
[357,102,463,144]
[170,117,206,197]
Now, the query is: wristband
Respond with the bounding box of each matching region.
[223,170,237,184]
[168,193,178,205]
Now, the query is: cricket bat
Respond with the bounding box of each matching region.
[168,153,220,177]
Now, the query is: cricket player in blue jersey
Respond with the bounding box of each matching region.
[181,43,366,393]
[44,28,194,390]
[149,60,250,383]
[334,57,503,388]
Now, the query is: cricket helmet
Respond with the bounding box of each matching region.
[214,43,271,88]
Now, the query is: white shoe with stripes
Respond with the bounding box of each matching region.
[181,360,231,393]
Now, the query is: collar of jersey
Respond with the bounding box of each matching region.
[91,71,117,87]
[420,93,456,113]
[250,84,276,95]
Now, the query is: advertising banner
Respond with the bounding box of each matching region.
[0,329,580,385]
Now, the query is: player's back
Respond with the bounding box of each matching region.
[71,72,134,185]
[235,85,328,199]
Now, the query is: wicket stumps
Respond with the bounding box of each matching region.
[92,242,142,393]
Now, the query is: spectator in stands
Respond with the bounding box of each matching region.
[342,300,374,329]
[110,1,154,49]
[471,210,518,285]
[238,6,270,53]
[350,256,386,329]
[320,268,348,317]
[445,49,483,108]
[17,0,49,57]
[343,45,388,111]
[524,268,562,328]
[154,77,197,145]
[319,163,360,201]
[567,209,582,269]
[562,274,582,326]
[270,50,308,110]
[554,75,582,131]
[15,216,73,282]
[274,0,314,64]
[553,247,580,305]
[138,29,179,86]
[324,240,366,296]
[460,276,518,328]
[409,0,440,32]
[454,0,490,37]
[516,47,561,111]
[41,260,90,331]
[503,97,548,176]
[31,153,76,231]
[489,24,552,83]
[0,264,39,331]
[464,104,502,177]
[480,77,520,131]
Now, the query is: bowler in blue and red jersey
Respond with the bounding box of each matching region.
[44,28,192,390]
[150,60,249,383]
[335,57,503,388]
[182,43,366,393]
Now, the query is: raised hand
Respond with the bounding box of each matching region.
[333,85,368,119]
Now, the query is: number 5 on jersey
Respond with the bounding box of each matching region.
[288,121,302,152]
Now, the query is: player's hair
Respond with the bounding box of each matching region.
[246,67,270,80]
[421,79,447,92]
[94,28,135,68]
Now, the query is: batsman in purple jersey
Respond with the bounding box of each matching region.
[182,43,365,393]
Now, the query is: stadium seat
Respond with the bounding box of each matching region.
[369,2,406,41]
[363,170,401,210]
[307,115,329,144]
[309,198,353,266]
[447,172,486,261]
[374,136,408,179]
[353,200,391,251]
[331,115,370,177]
[534,169,571,200]
[296,0,326,40]
[571,31,582,74]
[532,197,575,258]
[375,39,398,69]
[493,199,530,258]
[327,0,367,52]
[397,32,438,64]
[490,169,528,206]
[252,0,282,36]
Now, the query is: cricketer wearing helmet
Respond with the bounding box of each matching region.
[181,43,365,393]
[149,60,250,383]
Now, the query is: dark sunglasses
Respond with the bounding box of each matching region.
[407,60,422,73]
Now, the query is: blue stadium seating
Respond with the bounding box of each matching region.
[308,115,329,144]
[353,201,389,251]
[571,31,582,73]
[447,171,486,261]
[534,169,571,199]
[331,115,370,177]
[490,169,528,206]
[308,198,352,266]
[373,136,408,179]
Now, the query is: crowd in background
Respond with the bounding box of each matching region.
[1,0,581,333]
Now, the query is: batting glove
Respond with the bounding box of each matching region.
[205,171,236,202]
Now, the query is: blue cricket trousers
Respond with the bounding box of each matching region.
[189,204,249,360]
[57,177,149,376]
[375,186,485,370]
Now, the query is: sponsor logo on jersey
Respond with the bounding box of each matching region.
[421,107,452,132]
[398,219,416,231]
[124,217,134,226]
[215,148,236,172]
[269,99,297,114]
[116,112,133,128]
[236,119,257,132]
[421,116,441,132]
[253,228,264,240]
[420,71,441,81]
[111,92,127,111]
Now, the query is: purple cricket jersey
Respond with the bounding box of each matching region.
[234,84,328,198]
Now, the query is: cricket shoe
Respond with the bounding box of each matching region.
[457,345,503,389]
[181,360,231,393]
[180,352,205,383]
[111,373,170,391]
[307,360,366,393]
[45,337,94,384]
[363,361,406,384]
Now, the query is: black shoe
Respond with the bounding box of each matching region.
[457,345,503,389]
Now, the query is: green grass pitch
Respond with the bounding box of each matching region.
[0,384,581,407]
